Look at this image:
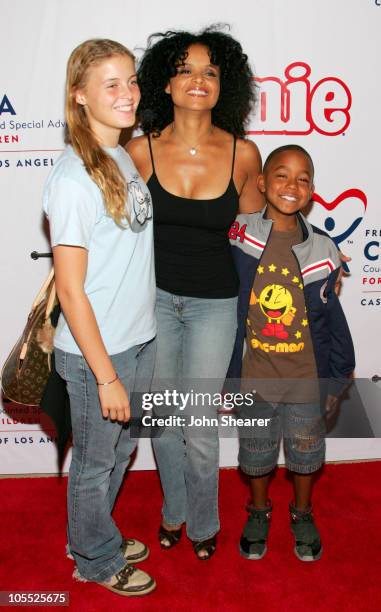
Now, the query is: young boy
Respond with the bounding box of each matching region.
[227,145,355,561]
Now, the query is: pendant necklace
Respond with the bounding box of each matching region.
[171,123,214,156]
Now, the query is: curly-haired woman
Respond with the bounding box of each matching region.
[127,27,263,560]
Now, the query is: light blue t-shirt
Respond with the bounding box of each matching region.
[43,145,156,355]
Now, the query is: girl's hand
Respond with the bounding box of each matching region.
[98,378,131,422]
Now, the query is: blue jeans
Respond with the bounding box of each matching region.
[152,288,237,541]
[55,338,156,582]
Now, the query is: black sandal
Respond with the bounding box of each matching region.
[192,535,217,560]
[158,524,182,549]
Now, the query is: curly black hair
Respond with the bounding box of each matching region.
[137,25,257,137]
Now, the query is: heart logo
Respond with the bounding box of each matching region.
[312,189,367,212]
[310,189,367,272]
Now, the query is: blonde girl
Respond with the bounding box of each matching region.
[43,39,156,596]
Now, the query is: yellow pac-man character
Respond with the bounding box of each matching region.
[258,284,296,339]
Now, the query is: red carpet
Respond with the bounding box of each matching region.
[1,463,381,611]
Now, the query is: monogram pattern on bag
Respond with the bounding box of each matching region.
[2,299,53,406]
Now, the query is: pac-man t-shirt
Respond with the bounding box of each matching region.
[242,222,319,402]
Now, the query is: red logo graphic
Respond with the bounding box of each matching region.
[247,62,351,136]
[311,189,367,271]
[313,189,367,213]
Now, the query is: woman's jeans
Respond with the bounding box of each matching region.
[152,288,237,541]
[55,338,156,582]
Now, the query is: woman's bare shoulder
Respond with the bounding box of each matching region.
[126,135,154,178]
[125,134,148,158]
[235,137,262,169]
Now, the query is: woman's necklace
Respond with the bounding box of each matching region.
[171,123,214,156]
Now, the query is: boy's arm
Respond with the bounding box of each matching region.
[325,268,355,401]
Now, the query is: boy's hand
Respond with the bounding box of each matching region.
[325,394,339,420]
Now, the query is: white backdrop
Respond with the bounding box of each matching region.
[1,0,380,474]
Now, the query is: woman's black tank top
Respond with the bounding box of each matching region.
[147,134,239,299]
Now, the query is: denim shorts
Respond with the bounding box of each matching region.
[238,401,325,476]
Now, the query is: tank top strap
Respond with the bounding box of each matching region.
[147,134,156,175]
[231,136,237,178]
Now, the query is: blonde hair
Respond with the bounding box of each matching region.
[65,39,135,226]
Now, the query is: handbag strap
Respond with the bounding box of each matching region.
[44,277,57,320]
[31,268,55,313]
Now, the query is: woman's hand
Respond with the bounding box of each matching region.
[339,250,351,264]
[335,251,352,294]
[98,378,131,422]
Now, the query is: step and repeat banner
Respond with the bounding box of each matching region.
[1,0,380,473]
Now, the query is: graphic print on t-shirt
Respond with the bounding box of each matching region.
[249,263,308,352]
[127,174,152,227]
[243,224,318,402]
[256,282,296,339]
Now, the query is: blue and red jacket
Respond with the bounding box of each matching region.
[227,209,355,397]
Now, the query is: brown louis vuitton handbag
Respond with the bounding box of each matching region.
[1,269,57,406]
